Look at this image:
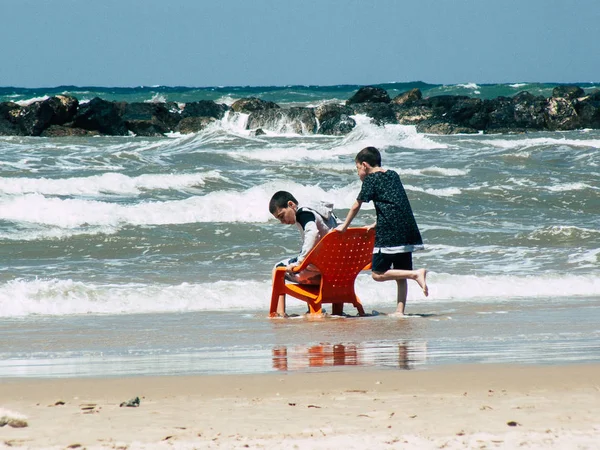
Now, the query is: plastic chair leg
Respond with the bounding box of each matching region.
[354,297,366,316]
[270,268,287,316]
[331,303,344,316]
[307,300,322,315]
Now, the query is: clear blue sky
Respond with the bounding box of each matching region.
[2,0,599,87]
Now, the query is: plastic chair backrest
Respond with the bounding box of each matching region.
[307,228,375,302]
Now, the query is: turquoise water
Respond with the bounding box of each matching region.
[2,81,599,105]
[0,83,599,378]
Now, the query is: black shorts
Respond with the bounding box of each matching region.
[371,251,413,273]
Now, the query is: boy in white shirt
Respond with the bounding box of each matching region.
[269,190,339,316]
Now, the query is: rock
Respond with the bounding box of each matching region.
[393,104,435,125]
[477,92,548,132]
[230,97,279,113]
[446,98,485,128]
[175,116,216,134]
[545,97,580,130]
[51,95,79,123]
[247,107,317,134]
[124,121,167,136]
[0,408,28,428]
[552,85,585,100]
[1,84,599,136]
[398,95,483,129]
[511,91,547,130]
[181,100,228,119]
[121,102,181,136]
[351,103,398,125]
[484,97,520,131]
[18,101,55,136]
[466,109,489,131]
[546,87,600,130]
[40,125,99,137]
[575,90,600,128]
[251,128,266,136]
[416,120,478,135]
[392,88,422,105]
[0,102,22,136]
[17,95,79,136]
[346,86,391,104]
[120,396,140,408]
[73,97,128,135]
[583,89,600,102]
[314,103,356,135]
[422,95,471,111]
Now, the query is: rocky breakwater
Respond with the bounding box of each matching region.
[1,85,599,137]
[0,97,228,137]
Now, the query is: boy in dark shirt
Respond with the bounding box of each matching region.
[336,146,428,316]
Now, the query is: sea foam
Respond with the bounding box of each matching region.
[1,273,598,317]
[526,225,600,242]
[482,136,600,150]
[457,83,480,89]
[15,95,50,106]
[0,182,369,232]
[223,115,449,162]
[404,185,462,197]
[545,182,596,192]
[0,171,225,197]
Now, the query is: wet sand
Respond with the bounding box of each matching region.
[1,364,599,449]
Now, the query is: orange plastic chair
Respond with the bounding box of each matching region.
[270,227,375,316]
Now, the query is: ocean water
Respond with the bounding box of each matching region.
[1,83,599,378]
[2,81,600,106]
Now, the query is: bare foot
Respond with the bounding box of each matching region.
[388,311,407,318]
[415,268,428,297]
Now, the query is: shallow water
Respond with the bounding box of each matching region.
[2,294,598,378]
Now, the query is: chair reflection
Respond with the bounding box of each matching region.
[272,341,426,371]
[272,344,357,371]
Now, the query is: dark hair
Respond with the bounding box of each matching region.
[269,191,298,214]
[355,146,381,167]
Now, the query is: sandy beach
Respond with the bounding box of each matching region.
[1,364,599,449]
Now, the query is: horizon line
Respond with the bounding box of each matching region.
[1,81,599,91]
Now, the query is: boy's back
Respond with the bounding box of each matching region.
[295,201,341,261]
[358,169,423,251]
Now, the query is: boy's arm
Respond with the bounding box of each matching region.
[335,200,363,233]
[293,220,319,266]
[288,211,320,269]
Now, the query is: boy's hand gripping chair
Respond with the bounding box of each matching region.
[270,228,375,316]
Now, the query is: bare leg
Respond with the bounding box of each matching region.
[387,280,408,317]
[276,294,287,317]
[415,268,428,296]
[372,268,428,297]
[395,279,408,315]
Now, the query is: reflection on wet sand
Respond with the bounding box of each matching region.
[272,341,427,371]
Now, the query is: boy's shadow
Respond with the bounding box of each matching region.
[360,310,438,318]
[283,311,438,318]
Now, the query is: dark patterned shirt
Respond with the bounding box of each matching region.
[357,169,424,253]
